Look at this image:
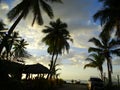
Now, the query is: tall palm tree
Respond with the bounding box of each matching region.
[94,0,120,37]
[42,18,73,78]
[88,33,120,85]
[0,32,21,60]
[4,32,21,60]
[13,39,30,63]
[0,0,62,54]
[84,53,105,80]
[7,0,62,34]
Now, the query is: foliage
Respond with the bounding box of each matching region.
[94,0,120,37]
[0,31,30,63]
[88,32,120,85]
[0,0,62,54]
[13,39,31,63]
[84,53,105,80]
[42,18,73,79]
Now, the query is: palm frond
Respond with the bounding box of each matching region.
[7,1,25,21]
[84,63,96,69]
[103,19,115,34]
[93,8,110,25]
[88,47,102,53]
[89,37,103,48]
[40,0,54,19]
[109,39,120,48]
[86,57,95,62]
[99,31,111,46]
[111,49,120,56]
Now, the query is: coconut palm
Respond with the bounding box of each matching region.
[0,32,21,60]
[42,18,73,78]
[84,53,105,80]
[0,0,62,54]
[88,33,120,85]
[94,0,120,37]
[13,39,30,63]
[7,0,62,34]
[4,32,21,60]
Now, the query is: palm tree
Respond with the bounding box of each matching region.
[42,18,73,78]
[0,20,8,59]
[0,20,7,39]
[88,33,120,85]
[4,32,21,60]
[49,63,61,79]
[7,0,62,34]
[94,0,120,37]
[84,53,105,80]
[0,0,62,54]
[13,39,30,63]
[0,31,21,60]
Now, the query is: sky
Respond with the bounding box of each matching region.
[0,0,120,81]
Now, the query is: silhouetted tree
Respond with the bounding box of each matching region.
[13,39,30,63]
[84,53,105,80]
[3,32,21,60]
[42,18,73,78]
[88,32,120,85]
[0,0,62,54]
[94,0,120,37]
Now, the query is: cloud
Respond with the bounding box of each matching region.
[113,57,120,65]
[0,2,9,20]
[0,0,102,64]
[0,2,9,10]
[0,0,109,80]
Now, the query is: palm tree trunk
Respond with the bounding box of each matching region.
[116,20,120,38]
[48,40,58,79]
[100,71,103,80]
[106,57,112,86]
[0,11,24,54]
[109,60,113,73]
[53,52,58,69]
[49,53,58,79]
[47,51,55,79]
[51,53,58,79]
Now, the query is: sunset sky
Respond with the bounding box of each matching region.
[0,0,120,80]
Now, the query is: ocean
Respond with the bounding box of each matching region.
[65,80,88,84]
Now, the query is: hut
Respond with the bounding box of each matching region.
[0,59,24,80]
[23,63,50,79]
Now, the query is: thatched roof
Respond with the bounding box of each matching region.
[23,63,50,74]
[0,60,50,74]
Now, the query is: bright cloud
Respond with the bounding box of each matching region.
[0,2,9,10]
